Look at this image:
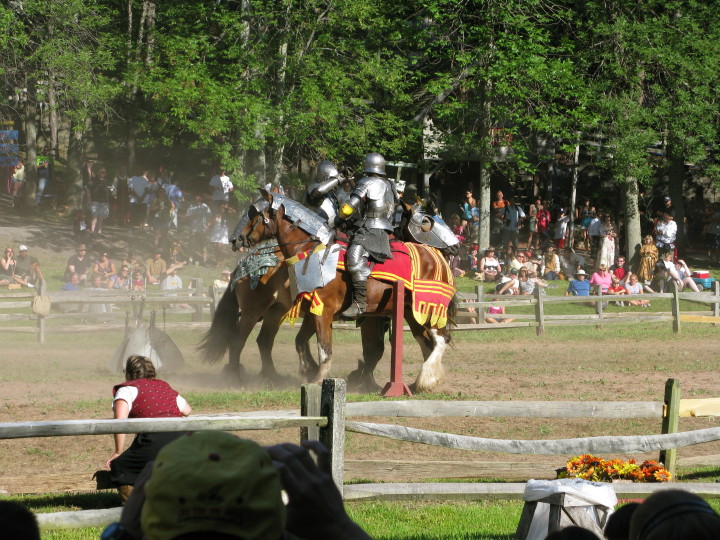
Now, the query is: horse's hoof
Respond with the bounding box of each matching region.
[221,363,246,383]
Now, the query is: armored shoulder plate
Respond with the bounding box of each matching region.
[275,195,334,245]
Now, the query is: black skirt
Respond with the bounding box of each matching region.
[109,432,186,486]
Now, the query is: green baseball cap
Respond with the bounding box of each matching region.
[141,431,286,540]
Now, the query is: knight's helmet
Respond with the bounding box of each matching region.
[363,152,386,176]
[317,160,339,182]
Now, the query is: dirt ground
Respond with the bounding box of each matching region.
[1,324,719,489]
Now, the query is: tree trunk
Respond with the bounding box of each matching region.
[667,150,687,257]
[66,120,84,208]
[476,80,492,251]
[622,177,642,270]
[23,83,38,204]
[567,138,580,250]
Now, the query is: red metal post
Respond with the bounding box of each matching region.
[381,280,412,397]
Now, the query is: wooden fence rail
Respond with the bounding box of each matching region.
[5,378,720,530]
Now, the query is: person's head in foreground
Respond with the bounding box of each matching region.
[628,489,720,540]
[141,431,285,540]
[0,500,40,540]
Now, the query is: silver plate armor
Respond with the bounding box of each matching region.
[288,243,343,299]
[270,193,334,245]
[406,212,460,250]
[347,175,396,232]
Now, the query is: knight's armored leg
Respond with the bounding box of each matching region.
[342,243,371,318]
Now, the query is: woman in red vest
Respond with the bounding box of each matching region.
[104,355,192,501]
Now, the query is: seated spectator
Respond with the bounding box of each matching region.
[121,251,143,274]
[485,304,514,324]
[111,266,132,290]
[0,500,40,540]
[11,245,38,287]
[673,259,701,292]
[14,258,42,289]
[105,355,192,502]
[1,247,16,282]
[86,275,110,313]
[624,273,651,307]
[112,435,371,540]
[161,267,191,309]
[496,268,519,295]
[132,270,146,291]
[93,251,116,288]
[590,264,612,294]
[466,244,479,273]
[519,270,547,296]
[628,489,720,540]
[606,275,628,306]
[479,247,501,282]
[565,269,590,296]
[145,250,167,285]
[214,268,233,290]
[604,502,639,540]
[611,256,627,282]
[542,245,560,280]
[64,244,91,284]
[558,248,580,280]
[62,273,80,291]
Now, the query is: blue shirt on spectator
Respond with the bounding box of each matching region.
[567,277,591,296]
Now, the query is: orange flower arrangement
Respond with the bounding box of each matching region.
[560,454,671,483]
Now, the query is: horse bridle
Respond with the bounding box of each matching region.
[246,206,319,250]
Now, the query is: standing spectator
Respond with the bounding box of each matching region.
[209,167,234,212]
[113,165,130,226]
[597,215,617,270]
[10,158,25,208]
[637,235,659,284]
[577,198,596,250]
[163,177,184,230]
[145,250,167,285]
[527,197,541,249]
[104,355,192,502]
[128,168,149,230]
[93,251,116,288]
[142,173,161,230]
[491,190,510,247]
[209,203,234,268]
[536,201,551,246]
[654,210,677,260]
[34,158,50,206]
[459,189,477,237]
[149,187,173,248]
[186,194,212,265]
[500,199,525,251]
[565,269,590,296]
[587,212,602,258]
[65,244,91,284]
[89,166,112,236]
[553,208,569,249]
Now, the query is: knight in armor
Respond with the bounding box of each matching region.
[306,160,343,227]
[338,152,398,318]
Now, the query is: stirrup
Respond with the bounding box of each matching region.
[341,301,365,319]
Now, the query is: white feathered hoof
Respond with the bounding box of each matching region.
[414,361,445,393]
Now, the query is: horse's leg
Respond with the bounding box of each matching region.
[295,314,319,382]
[223,311,261,383]
[348,317,388,393]
[312,312,334,383]
[255,301,287,382]
[414,326,447,393]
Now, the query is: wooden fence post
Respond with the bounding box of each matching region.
[37,279,46,344]
[192,278,204,322]
[208,284,217,319]
[534,286,545,336]
[660,378,680,478]
[595,284,603,330]
[475,284,484,323]
[712,281,720,328]
[300,383,322,443]
[320,378,346,495]
[671,281,681,334]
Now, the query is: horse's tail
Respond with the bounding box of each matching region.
[197,285,240,365]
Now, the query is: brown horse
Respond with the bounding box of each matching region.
[239,190,456,392]
[198,214,390,392]
[196,242,294,383]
